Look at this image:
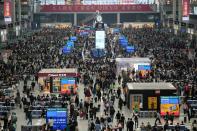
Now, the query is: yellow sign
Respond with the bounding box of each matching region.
[148,97,157,109]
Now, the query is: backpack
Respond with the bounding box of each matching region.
[79,102,83,109]
[107,117,111,123]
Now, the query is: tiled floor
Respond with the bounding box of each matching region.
[9,79,194,131]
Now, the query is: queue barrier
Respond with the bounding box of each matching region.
[0,106,12,111]
[21,125,42,131]
[0,111,9,118]
[157,125,188,131]
[187,100,197,107]
[0,102,15,109]
[31,110,43,118]
[31,106,49,110]
[34,100,62,107]
[139,111,157,118]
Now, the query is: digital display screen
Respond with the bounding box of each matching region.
[160,96,180,116]
[95,31,105,49]
[46,108,67,130]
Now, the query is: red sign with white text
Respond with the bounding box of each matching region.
[4,0,11,17]
[182,0,189,17]
[40,4,154,12]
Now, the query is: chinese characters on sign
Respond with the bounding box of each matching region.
[40,4,153,12]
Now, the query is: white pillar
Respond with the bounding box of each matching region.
[173,0,176,22]
[74,13,77,26]
[117,13,120,24]
[178,0,182,28]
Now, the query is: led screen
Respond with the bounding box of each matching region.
[95,31,105,49]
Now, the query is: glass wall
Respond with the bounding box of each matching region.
[120,13,159,23]
[34,14,74,23]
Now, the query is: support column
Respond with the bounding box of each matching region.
[74,13,77,26]
[18,0,21,23]
[18,0,21,35]
[178,0,182,27]
[12,0,16,24]
[117,13,120,24]
[173,0,176,22]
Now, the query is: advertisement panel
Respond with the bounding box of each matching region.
[4,0,12,23]
[182,0,190,21]
[130,94,143,111]
[160,96,180,116]
[96,31,105,49]
[148,97,157,110]
[60,78,77,94]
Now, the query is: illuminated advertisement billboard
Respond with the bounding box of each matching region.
[182,0,190,21]
[4,0,12,23]
[95,31,105,49]
[160,96,180,116]
[60,78,77,94]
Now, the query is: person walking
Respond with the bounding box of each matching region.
[27,111,32,125]
[133,112,139,129]
[155,111,161,124]
[126,118,134,131]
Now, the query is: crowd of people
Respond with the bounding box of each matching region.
[0,25,197,131]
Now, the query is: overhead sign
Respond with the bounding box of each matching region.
[40,4,154,12]
[4,0,12,23]
[95,31,105,49]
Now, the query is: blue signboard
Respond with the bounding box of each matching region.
[62,46,71,54]
[70,36,77,41]
[126,46,135,53]
[113,28,120,34]
[80,31,89,36]
[138,65,151,70]
[160,96,179,104]
[61,78,76,85]
[66,41,74,48]
[46,108,67,130]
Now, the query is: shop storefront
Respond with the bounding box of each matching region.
[126,82,179,116]
[38,68,79,95]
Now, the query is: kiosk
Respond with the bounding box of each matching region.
[116,57,151,73]
[126,82,179,116]
[116,57,151,79]
[38,68,79,95]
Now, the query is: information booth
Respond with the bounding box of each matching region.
[126,82,179,116]
[38,68,79,95]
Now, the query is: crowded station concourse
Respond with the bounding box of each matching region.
[0,22,197,131]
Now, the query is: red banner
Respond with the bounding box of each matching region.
[38,73,80,77]
[182,0,189,17]
[4,0,11,17]
[40,4,154,12]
